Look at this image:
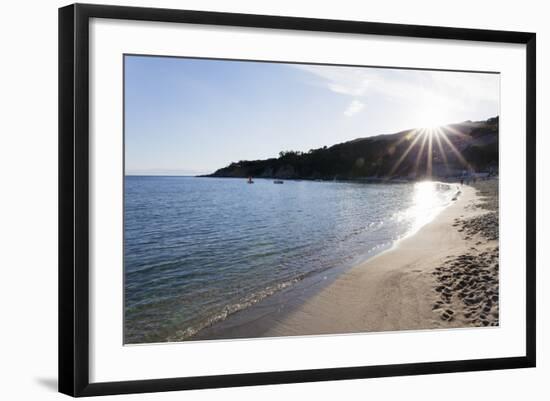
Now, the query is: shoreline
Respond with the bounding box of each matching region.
[199,174,490,185]
[262,182,499,337]
[193,180,499,340]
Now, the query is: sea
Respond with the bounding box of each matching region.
[124,176,456,344]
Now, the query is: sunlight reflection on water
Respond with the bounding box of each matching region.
[401,181,454,235]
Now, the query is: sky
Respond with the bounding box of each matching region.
[124,55,499,175]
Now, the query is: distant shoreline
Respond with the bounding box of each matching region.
[126,174,494,185]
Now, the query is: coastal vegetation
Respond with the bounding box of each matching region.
[208,116,498,180]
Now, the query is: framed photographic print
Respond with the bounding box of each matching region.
[58,3,536,397]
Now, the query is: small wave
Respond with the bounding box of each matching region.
[166,276,304,341]
[165,262,346,342]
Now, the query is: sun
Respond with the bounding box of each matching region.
[415,104,452,130]
[418,116,448,131]
[388,119,472,180]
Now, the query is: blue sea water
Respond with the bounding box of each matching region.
[124,176,454,343]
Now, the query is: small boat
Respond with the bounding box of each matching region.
[247,176,254,184]
[273,180,284,184]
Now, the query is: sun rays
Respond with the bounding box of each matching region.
[413,129,429,176]
[433,129,450,175]
[387,125,471,179]
[387,129,423,177]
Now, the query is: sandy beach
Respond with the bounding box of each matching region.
[256,180,500,337]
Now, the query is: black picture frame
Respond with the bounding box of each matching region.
[59,3,536,397]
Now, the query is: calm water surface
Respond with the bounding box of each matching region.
[124,176,454,343]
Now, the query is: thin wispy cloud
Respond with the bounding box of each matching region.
[294,64,499,128]
[344,100,365,117]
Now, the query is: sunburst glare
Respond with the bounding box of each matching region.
[387,123,473,180]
